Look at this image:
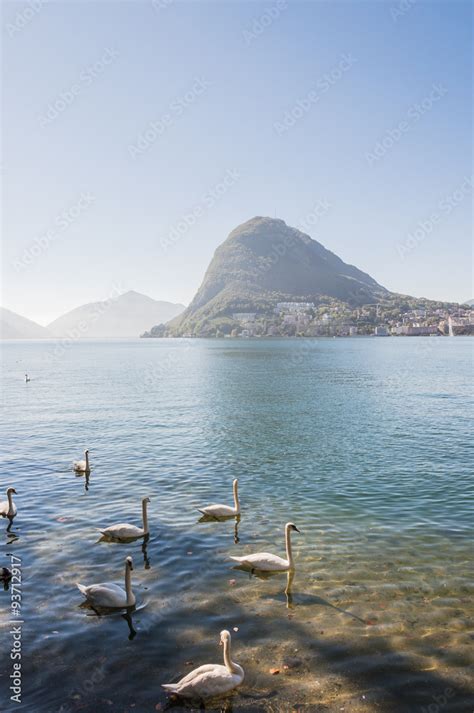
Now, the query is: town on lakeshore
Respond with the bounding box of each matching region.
[143,299,474,339]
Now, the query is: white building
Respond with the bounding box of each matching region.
[232,313,256,323]
[275,302,315,315]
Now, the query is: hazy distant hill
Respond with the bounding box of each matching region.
[0,307,52,339]
[463,299,474,306]
[166,217,389,335]
[48,291,185,338]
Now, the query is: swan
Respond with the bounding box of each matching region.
[76,555,135,608]
[74,449,90,473]
[230,522,300,572]
[99,497,151,539]
[198,479,240,518]
[25,373,30,382]
[162,629,244,700]
[0,488,17,519]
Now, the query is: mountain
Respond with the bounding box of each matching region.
[463,299,474,306]
[0,307,52,339]
[164,217,389,336]
[48,291,185,338]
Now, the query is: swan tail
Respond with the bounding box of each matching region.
[162,684,179,693]
[229,556,244,563]
[76,583,88,596]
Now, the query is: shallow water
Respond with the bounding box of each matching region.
[0,337,473,713]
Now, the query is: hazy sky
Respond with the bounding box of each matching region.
[2,0,472,324]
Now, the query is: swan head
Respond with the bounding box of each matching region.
[142,496,151,504]
[286,522,300,534]
[219,629,231,646]
[84,449,89,456]
[126,556,133,571]
[7,488,17,496]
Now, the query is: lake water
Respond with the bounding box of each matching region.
[0,337,473,713]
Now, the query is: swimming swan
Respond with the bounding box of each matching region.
[76,555,135,608]
[198,479,240,518]
[229,522,300,571]
[0,488,17,519]
[74,449,90,473]
[162,629,244,699]
[99,497,151,539]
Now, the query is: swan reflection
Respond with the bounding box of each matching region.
[198,513,241,543]
[75,470,90,492]
[80,601,138,640]
[97,533,151,570]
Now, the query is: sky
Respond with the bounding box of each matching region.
[2,0,472,325]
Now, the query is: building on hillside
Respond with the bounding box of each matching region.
[392,325,439,336]
[232,313,256,323]
[275,302,315,315]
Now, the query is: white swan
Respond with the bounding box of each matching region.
[99,497,151,539]
[74,449,90,473]
[230,522,300,572]
[162,629,244,699]
[198,479,240,518]
[0,488,17,519]
[76,555,135,608]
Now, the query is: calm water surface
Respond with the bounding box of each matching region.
[0,338,473,713]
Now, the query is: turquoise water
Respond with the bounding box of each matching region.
[0,337,473,713]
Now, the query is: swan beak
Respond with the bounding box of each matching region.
[12,489,18,495]
[293,526,300,533]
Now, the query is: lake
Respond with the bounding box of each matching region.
[0,337,473,713]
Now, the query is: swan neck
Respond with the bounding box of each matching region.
[85,452,89,469]
[222,637,238,674]
[7,491,13,507]
[233,482,239,512]
[125,565,133,604]
[142,500,149,534]
[285,526,294,567]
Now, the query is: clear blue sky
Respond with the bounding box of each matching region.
[2,0,472,324]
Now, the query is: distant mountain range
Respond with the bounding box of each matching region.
[0,307,52,340]
[1,292,185,339]
[161,217,390,336]
[47,291,184,338]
